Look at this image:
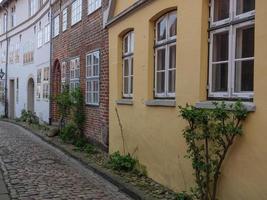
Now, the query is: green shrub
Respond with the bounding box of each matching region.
[84,143,97,154]
[109,151,137,172]
[59,123,78,143]
[73,137,87,150]
[20,109,39,125]
[177,192,193,200]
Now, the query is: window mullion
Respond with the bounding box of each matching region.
[229,25,235,97]
[165,45,169,97]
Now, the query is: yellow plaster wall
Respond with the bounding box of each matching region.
[108,0,267,199]
[113,0,137,16]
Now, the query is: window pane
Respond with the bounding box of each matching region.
[212,63,228,92]
[235,60,254,92]
[169,45,176,69]
[157,48,166,70]
[213,0,230,22]
[236,26,254,59]
[236,0,255,15]
[156,72,165,93]
[130,58,133,76]
[124,36,128,54]
[124,59,129,76]
[168,70,175,93]
[157,18,167,42]
[212,31,229,62]
[130,76,133,94]
[124,77,129,94]
[169,13,177,37]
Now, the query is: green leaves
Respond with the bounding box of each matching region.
[108,151,137,172]
[179,101,249,200]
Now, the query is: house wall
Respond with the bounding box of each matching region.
[0,0,51,122]
[108,0,267,199]
[51,0,109,149]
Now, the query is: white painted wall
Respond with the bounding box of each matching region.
[0,0,51,123]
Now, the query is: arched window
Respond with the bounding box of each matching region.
[122,31,134,98]
[155,11,177,98]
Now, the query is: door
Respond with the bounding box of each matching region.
[27,78,34,112]
[9,80,15,119]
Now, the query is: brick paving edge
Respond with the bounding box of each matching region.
[0,120,154,200]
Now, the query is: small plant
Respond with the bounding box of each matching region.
[20,109,39,125]
[59,123,78,143]
[179,101,249,200]
[108,151,137,172]
[73,137,87,150]
[84,143,97,154]
[177,192,193,200]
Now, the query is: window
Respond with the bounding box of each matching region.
[71,0,82,26]
[29,0,38,17]
[43,67,49,99]
[61,61,67,92]
[209,0,255,99]
[37,30,43,48]
[3,13,7,33]
[211,0,255,27]
[86,51,100,105]
[155,11,177,98]
[23,41,34,64]
[1,51,6,64]
[62,8,68,32]
[53,15,59,37]
[88,0,101,14]
[11,6,16,28]
[44,24,50,43]
[122,31,134,98]
[9,44,14,64]
[14,43,20,63]
[70,57,80,90]
[37,69,42,99]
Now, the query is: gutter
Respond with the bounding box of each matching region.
[49,0,53,125]
[105,0,153,28]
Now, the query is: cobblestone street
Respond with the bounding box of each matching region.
[0,121,132,200]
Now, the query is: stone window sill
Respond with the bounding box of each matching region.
[195,101,256,112]
[145,99,176,107]
[116,99,133,105]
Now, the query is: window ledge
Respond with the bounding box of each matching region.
[116,99,133,105]
[145,99,176,107]
[195,101,256,112]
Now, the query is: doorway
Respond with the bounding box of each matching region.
[27,78,34,112]
[9,79,15,119]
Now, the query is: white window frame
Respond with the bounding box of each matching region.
[36,69,42,99]
[86,51,100,105]
[43,67,50,100]
[53,15,59,38]
[122,31,134,98]
[71,0,82,26]
[88,0,101,15]
[62,8,68,32]
[211,0,255,27]
[30,0,38,17]
[44,23,50,43]
[209,20,255,99]
[37,30,43,48]
[70,57,80,90]
[154,11,177,98]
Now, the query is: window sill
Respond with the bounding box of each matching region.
[195,101,256,112]
[145,99,176,107]
[116,99,133,105]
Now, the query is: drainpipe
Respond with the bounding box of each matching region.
[48,0,53,125]
[1,5,9,118]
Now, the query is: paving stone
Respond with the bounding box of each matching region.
[0,122,132,200]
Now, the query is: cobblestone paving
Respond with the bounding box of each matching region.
[0,121,132,200]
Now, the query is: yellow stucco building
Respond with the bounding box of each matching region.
[107,0,267,199]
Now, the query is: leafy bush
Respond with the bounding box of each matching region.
[177,192,193,200]
[59,123,78,143]
[73,137,87,150]
[179,101,248,200]
[20,109,39,125]
[84,143,97,154]
[109,151,137,172]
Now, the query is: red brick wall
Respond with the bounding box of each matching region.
[51,0,109,150]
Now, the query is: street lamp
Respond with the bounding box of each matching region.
[0,69,5,80]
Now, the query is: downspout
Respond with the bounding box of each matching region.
[0,5,9,118]
[48,0,53,125]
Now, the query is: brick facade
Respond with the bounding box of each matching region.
[51,0,109,149]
